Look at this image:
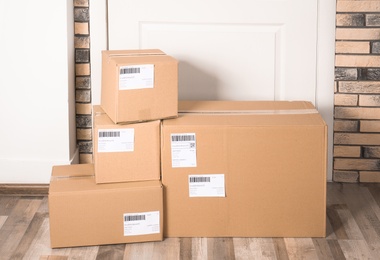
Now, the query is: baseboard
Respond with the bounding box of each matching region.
[0,184,49,196]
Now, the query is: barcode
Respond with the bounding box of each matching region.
[120,67,140,74]
[190,177,211,183]
[171,134,195,142]
[99,131,120,138]
[124,215,146,222]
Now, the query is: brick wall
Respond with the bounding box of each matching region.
[334,0,380,182]
[74,0,92,163]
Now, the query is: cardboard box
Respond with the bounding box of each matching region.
[101,49,178,124]
[49,164,164,248]
[161,100,327,237]
[93,105,160,184]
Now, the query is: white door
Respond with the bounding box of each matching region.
[90,0,336,180]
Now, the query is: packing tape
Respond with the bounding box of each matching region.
[178,109,319,115]
[51,175,95,181]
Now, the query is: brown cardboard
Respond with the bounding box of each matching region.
[93,105,160,184]
[161,100,327,237]
[101,49,178,124]
[49,164,163,248]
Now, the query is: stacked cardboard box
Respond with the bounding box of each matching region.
[49,49,328,248]
[49,49,178,248]
[161,100,327,237]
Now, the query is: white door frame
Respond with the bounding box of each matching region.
[89,0,336,181]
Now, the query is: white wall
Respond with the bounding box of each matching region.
[0,0,78,184]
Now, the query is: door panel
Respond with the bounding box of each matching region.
[108,0,317,102]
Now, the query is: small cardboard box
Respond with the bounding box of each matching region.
[101,49,178,124]
[93,105,160,184]
[49,164,164,248]
[161,100,327,238]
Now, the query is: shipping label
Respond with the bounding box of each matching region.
[171,133,197,168]
[119,64,154,90]
[123,211,160,236]
[188,174,225,197]
[98,128,134,153]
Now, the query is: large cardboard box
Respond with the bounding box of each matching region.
[49,164,163,248]
[93,105,160,184]
[101,49,178,124]
[161,100,327,237]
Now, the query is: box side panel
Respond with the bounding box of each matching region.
[227,125,326,237]
[116,58,178,123]
[93,119,161,184]
[162,121,326,237]
[49,184,163,248]
[101,52,118,123]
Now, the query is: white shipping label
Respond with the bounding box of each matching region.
[189,174,225,197]
[123,211,160,236]
[98,128,134,153]
[119,64,154,90]
[171,133,197,168]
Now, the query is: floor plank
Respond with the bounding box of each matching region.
[2,183,380,259]
[0,197,43,259]
[284,238,319,260]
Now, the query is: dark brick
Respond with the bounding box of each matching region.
[76,76,91,89]
[75,49,90,63]
[76,90,91,103]
[367,14,380,26]
[74,8,89,22]
[74,36,90,48]
[337,14,365,27]
[358,69,368,80]
[335,68,358,81]
[78,141,93,153]
[76,115,92,128]
[372,42,380,54]
[363,147,380,158]
[367,69,380,81]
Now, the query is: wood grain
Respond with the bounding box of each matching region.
[2,183,380,259]
[0,184,49,196]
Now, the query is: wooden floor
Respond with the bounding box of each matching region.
[2,183,380,259]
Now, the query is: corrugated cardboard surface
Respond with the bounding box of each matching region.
[161,100,327,237]
[101,49,178,124]
[49,164,163,248]
[93,105,160,184]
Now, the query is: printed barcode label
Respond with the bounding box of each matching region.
[99,131,120,138]
[120,67,141,74]
[98,128,134,153]
[189,174,225,197]
[119,64,154,90]
[189,176,210,183]
[171,133,197,168]
[123,211,160,236]
[171,134,195,142]
[124,214,146,221]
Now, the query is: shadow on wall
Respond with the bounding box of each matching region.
[178,60,220,100]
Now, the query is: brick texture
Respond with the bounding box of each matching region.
[334,145,361,157]
[335,41,370,54]
[361,121,380,132]
[73,0,92,163]
[334,0,380,182]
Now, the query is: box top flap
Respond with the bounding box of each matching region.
[93,105,160,127]
[50,164,162,193]
[163,101,327,127]
[102,49,165,57]
[178,100,315,112]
